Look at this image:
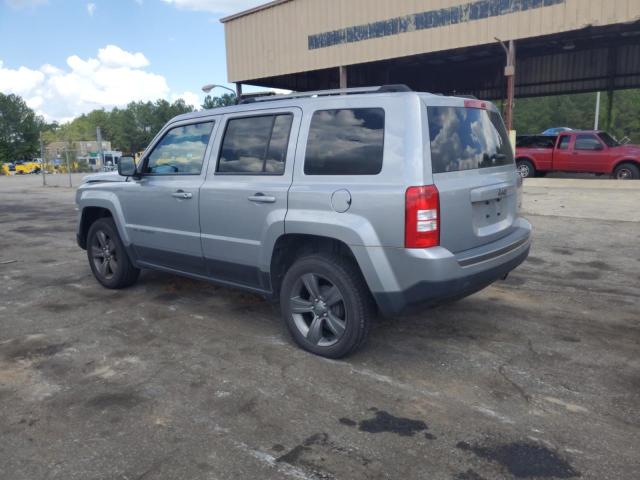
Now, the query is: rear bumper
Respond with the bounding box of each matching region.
[353,217,532,316]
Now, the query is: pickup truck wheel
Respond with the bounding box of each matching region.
[516,159,535,178]
[87,218,140,289]
[280,254,373,358]
[613,163,639,180]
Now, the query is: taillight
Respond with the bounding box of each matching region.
[464,99,488,109]
[405,185,440,248]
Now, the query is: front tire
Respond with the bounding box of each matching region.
[87,218,140,289]
[279,253,374,358]
[516,159,536,179]
[613,162,639,180]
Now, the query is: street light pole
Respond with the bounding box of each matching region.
[202,84,238,104]
[594,91,601,130]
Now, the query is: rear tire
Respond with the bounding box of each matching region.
[279,253,374,358]
[87,218,140,289]
[613,162,639,180]
[516,159,535,178]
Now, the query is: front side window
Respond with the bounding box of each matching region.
[218,114,293,174]
[427,106,513,173]
[558,136,570,150]
[304,108,385,175]
[575,134,602,151]
[145,122,214,175]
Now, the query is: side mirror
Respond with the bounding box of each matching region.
[118,156,137,177]
[594,144,604,151]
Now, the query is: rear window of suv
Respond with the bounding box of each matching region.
[304,108,384,175]
[427,106,514,173]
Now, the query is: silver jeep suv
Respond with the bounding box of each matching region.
[76,85,531,358]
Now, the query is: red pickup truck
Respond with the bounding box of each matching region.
[515,131,640,179]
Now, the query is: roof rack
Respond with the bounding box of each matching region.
[239,84,413,104]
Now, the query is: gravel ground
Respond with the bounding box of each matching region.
[0,174,638,480]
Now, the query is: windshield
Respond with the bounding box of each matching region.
[598,132,619,147]
[427,106,514,173]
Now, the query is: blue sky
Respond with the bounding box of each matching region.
[0,0,269,122]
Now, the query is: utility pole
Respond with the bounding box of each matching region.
[64,143,72,188]
[594,91,601,130]
[96,127,104,170]
[40,132,46,186]
[496,38,516,132]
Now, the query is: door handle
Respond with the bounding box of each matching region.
[171,190,193,199]
[248,193,276,203]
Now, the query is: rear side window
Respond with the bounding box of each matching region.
[304,108,385,175]
[558,136,571,150]
[516,135,556,149]
[574,134,601,151]
[218,114,293,174]
[427,107,514,173]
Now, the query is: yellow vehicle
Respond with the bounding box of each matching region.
[13,161,41,174]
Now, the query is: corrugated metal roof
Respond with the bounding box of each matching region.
[222,0,640,85]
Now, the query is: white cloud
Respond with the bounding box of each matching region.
[0,60,45,96]
[87,2,96,16]
[97,45,149,68]
[0,46,177,123]
[171,91,201,109]
[4,0,47,9]
[161,0,267,15]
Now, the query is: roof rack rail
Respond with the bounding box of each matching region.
[239,84,413,104]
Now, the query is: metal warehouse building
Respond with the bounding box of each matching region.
[221,0,640,101]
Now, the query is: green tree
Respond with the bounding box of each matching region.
[42,99,195,153]
[202,93,236,109]
[0,93,45,163]
[512,89,640,143]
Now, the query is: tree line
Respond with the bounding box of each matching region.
[512,89,640,142]
[0,92,236,163]
[1,89,639,164]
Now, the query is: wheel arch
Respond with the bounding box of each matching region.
[269,234,370,300]
[612,158,640,173]
[515,156,537,167]
[78,207,114,249]
[77,187,131,249]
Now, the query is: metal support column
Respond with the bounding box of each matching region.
[339,66,348,89]
[235,83,243,103]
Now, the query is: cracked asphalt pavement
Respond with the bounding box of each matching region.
[0,175,639,479]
